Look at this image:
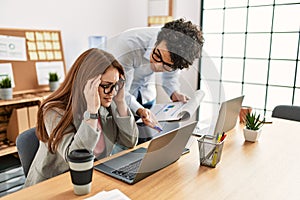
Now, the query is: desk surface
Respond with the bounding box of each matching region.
[2,118,300,200]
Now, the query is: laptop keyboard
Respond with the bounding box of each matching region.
[112,159,142,180]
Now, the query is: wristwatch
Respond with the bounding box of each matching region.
[83,111,98,120]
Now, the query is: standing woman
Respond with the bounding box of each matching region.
[25,48,139,187]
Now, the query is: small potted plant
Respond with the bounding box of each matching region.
[49,72,60,92]
[243,112,265,142]
[0,76,13,100]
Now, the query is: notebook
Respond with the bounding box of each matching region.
[193,95,244,136]
[94,121,197,184]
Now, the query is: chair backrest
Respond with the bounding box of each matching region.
[272,105,300,122]
[16,127,39,177]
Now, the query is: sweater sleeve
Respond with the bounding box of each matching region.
[44,109,100,160]
[111,102,139,148]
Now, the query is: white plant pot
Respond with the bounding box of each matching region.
[49,81,60,92]
[243,128,262,142]
[0,88,13,100]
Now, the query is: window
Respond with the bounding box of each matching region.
[198,1,300,124]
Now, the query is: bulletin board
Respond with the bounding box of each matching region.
[0,28,66,94]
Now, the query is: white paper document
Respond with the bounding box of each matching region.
[35,61,65,85]
[0,35,27,61]
[142,90,205,122]
[85,189,130,200]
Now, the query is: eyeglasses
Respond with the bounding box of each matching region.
[152,47,176,72]
[99,78,125,94]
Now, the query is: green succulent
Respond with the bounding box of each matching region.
[49,72,59,82]
[245,112,265,131]
[0,77,12,88]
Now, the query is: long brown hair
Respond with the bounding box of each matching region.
[36,48,125,153]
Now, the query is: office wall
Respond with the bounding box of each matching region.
[0,0,200,103]
[174,0,200,24]
[0,0,148,69]
[0,0,200,69]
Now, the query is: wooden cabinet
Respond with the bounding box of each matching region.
[0,92,51,157]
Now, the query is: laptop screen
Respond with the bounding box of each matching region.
[213,95,244,136]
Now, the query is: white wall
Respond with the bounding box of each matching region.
[174,0,201,25]
[0,0,148,69]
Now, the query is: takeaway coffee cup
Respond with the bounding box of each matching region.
[68,149,94,195]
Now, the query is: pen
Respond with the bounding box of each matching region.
[212,132,223,167]
[211,146,219,167]
[215,133,219,142]
[154,126,163,132]
[220,133,227,142]
[216,133,222,143]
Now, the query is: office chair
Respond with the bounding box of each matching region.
[16,127,39,177]
[271,105,300,122]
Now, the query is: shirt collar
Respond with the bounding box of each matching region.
[143,36,157,61]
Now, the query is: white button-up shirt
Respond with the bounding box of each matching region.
[107,27,180,114]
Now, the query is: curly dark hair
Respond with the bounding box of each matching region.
[156,18,204,70]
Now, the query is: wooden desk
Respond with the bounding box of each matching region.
[2,118,300,200]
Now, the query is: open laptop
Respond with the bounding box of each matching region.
[94,121,197,184]
[193,95,244,136]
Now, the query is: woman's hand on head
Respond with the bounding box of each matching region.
[113,76,125,103]
[84,74,102,113]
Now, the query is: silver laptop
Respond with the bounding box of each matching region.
[194,95,244,136]
[94,121,197,184]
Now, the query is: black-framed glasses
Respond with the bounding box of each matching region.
[152,47,176,72]
[99,78,125,94]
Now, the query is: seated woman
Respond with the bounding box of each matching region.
[25,48,139,187]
